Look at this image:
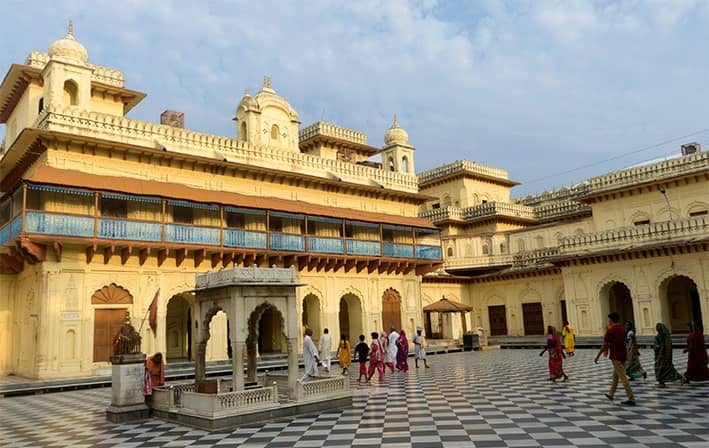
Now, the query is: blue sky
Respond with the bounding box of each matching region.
[2,0,708,196]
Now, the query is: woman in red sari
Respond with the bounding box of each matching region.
[540,326,568,382]
[145,352,165,394]
[367,332,385,382]
[682,322,708,384]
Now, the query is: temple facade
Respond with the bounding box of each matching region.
[418,151,708,341]
[0,26,442,379]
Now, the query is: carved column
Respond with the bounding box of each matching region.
[232,341,245,391]
[246,341,258,383]
[195,341,207,384]
[287,337,298,400]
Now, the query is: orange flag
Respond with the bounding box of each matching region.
[148,289,159,336]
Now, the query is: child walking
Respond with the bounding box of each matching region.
[354,334,370,382]
[336,334,351,375]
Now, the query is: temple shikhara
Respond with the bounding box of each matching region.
[0,25,707,380]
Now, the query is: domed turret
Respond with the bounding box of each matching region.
[384,114,409,146]
[48,20,88,65]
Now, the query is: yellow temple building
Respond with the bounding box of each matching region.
[1,26,707,380]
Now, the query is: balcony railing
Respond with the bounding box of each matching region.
[99,218,162,241]
[444,254,514,269]
[559,216,709,253]
[1,184,443,262]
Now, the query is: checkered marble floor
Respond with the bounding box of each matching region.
[1,349,707,447]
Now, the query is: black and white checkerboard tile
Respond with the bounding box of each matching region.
[1,349,707,447]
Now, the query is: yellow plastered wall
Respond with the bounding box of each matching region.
[3,83,43,147]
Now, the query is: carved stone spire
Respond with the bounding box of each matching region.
[68,19,74,36]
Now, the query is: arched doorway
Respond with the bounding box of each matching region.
[382,288,402,331]
[601,282,634,326]
[258,306,286,354]
[661,275,702,333]
[339,293,362,340]
[205,310,229,361]
[92,283,133,363]
[165,294,194,362]
[302,294,321,338]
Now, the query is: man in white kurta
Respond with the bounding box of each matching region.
[388,327,399,365]
[319,328,332,372]
[300,328,320,383]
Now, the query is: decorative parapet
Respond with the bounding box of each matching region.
[36,108,419,192]
[583,152,709,195]
[464,202,535,220]
[559,215,709,253]
[180,386,279,418]
[512,248,560,268]
[418,160,510,185]
[296,375,350,402]
[444,254,513,269]
[534,200,591,220]
[299,121,368,145]
[195,266,300,290]
[419,207,466,222]
[25,51,125,87]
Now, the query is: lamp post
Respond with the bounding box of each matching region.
[658,185,673,221]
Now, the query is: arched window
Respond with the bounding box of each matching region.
[402,156,409,173]
[388,157,395,171]
[63,80,79,106]
[271,124,280,140]
[442,195,451,207]
[239,122,247,141]
[38,97,44,114]
[500,242,507,253]
[482,244,489,255]
[447,246,454,257]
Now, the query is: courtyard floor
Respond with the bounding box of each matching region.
[0,348,707,447]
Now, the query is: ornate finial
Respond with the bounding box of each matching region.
[68,19,74,36]
[244,87,250,96]
[392,113,399,128]
[263,74,271,89]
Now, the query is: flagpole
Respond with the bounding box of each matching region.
[138,289,159,334]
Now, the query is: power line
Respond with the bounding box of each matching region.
[520,128,709,186]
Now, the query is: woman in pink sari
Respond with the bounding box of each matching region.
[540,326,568,382]
[396,329,409,372]
[367,332,384,382]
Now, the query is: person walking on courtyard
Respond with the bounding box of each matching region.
[540,326,568,382]
[561,321,575,357]
[354,334,370,382]
[396,329,409,372]
[388,327,400,370]
[319,328,332,373]
[380,331,395,373]
[653,322,682,387]
[336,334,351,375]
[595,312,635,405]
[413,326,430,368]
[682,322,709,384]
[300,328,321,383]
[624,321,647,381]
[367,332,385,382]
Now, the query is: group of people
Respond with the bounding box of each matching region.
[541,312,708,406]
[300,325,430,383]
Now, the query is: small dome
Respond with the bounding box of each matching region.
[48,21,88,64]
[384,114,409,146]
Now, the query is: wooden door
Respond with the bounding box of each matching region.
[488,305,507,336]
[522,302,544,335]
[381,289,402,332]
[94,309,126,362]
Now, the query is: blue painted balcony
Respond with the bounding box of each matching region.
[25,211,94,237]
[383,242,415,258]
[269,233,305,252]
[416,245,443,260]
[345,240,381,257]
[307,236,344,254]
[224,229,267,249]
[99,218,162,242]
[165,224,220,246]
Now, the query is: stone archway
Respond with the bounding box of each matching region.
[382,288,402,332]
[302,294,321,338]
[600,282,634,326]
[660,275,702,333]
[165,294,194,362]
[246,302,287,382]
[339,293,362,341]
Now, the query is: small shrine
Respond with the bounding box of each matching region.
[147,266,352,430]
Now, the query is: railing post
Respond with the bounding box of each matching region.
[20,183,27,234]
[161,199,166,243]
[93,192,99,238]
